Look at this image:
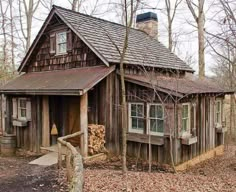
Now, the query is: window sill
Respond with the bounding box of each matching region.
[54,52,68,57]
[128,129,144,134]
[127,132,164,145]
[180,132,192,139]
[181,136,197,145]
[12,119,28,127]
[215,126,227,133]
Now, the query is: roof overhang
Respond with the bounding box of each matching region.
[124,74,233,97]
[1,66,115,95]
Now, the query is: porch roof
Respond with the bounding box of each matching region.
[0,66,115,95]
[125,74,232,97]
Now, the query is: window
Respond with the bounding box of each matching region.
[18,98,27,120]
[182,103,190,133]
[129,103,144,133]
[215,100,222,124]
[56,32,67,54]
[148,104,164,136]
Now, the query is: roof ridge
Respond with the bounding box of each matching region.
[53,5,150,34]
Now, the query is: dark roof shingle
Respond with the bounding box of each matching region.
[54,6,193,72]
[125,74,232,96]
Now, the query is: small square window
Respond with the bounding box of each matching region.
[18,98,27,120]
[182,103,190,133]
[129,103,144,133]
[56,32,67,54]
[148,104,164,136]
[215,100,222,124]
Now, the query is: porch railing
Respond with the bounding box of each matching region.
[57,131,84,192]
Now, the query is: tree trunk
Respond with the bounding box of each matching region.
[198,0,205,78]
[0,0,7,70]
[9,0,15,71]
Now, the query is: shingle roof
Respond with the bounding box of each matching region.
[53,6,193,72]
[1,66,115,95]
[125,74,232,96]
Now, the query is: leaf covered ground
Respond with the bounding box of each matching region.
[84,145,236,192]
[0,145,235,191]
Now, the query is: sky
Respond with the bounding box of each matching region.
[30,0,221,76]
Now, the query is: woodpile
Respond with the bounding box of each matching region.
[88,124,106,155]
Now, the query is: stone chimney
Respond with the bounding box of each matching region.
[136,12,158,39]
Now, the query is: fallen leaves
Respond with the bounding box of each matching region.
[83,145,236,192]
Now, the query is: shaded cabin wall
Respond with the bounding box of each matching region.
[88,71,121,154]
[121,81,225,165]
[5,95,84,153]
[23,17,104,72]
[125,82,175,163]
[5,95,43,153]
[176,95,225,164]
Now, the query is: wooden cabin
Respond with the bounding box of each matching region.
[0,6,231,165]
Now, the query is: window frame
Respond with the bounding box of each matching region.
[18,98,27,121]
[128,102,145,134]
[181,103,191,134]
[147,103,164,136]
[56,31,67,55]
[215,99,222,125]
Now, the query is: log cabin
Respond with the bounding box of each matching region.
[0,6,232,165]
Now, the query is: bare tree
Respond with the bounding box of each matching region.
[164,0,183,52]
[186,0,205,78]
[119,0,140,173]
[208,0,236,139]
[0,0,9,70]
[9,0,15,71]
[18,0,41,52]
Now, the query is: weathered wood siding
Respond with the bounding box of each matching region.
[117,80,225,164]
[11,96,42,153]
[25,17,104,72]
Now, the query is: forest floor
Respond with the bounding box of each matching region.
[0,144,235,192]
[0,155,68,192]
[84,144,236,192]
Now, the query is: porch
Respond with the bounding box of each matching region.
[0,66,115,156]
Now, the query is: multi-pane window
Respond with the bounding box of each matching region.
[18,98,27,119]
[215,100,222,124]
[56,32,67,54]
[148,104,164,136]
[182,103,190,133]
[129,103,144,133]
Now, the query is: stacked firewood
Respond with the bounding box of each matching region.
[88,124,106,155]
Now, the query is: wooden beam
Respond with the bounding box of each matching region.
[5,95,12,134]
[36,96,42,153]
[127,133,164,146]
[80,93,88,157]
[1,94,6,134]
[42,96,50,147]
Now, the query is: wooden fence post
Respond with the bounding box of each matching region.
[80,93,88,157]
[58,142,62,169]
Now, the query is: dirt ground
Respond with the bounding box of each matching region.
[84,145,236,192]
[0,145,235,192]
[0,155,68,192]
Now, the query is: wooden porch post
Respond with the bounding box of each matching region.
[5,95,12,134]
[42,96,50,147]
[1,94,6,134]
[80,93,88,157]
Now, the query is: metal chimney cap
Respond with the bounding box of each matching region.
[136,12,158,23]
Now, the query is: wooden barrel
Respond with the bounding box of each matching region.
[0,135,16,156]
